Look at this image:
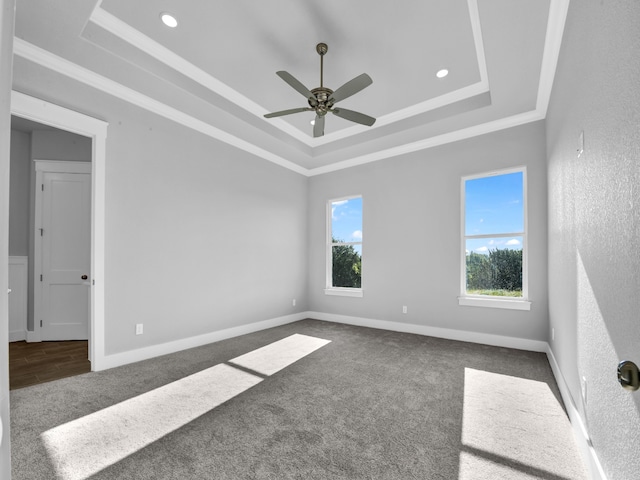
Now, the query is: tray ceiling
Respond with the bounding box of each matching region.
[12,0,565,174]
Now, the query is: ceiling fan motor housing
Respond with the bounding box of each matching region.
[310,87,333,114]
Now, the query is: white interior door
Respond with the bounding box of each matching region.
[40,171,91,340]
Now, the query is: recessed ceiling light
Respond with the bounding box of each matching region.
[160,13,178,28]
[436,69,449,79]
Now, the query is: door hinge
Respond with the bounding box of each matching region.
[40,228,44,236]
[40,320,43,328]
[40,274,43,281]
[41,184,44,191]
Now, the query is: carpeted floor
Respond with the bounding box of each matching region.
[10,319,587,479]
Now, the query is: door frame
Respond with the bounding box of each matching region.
[11,91,108,370]
[32,160,92,343]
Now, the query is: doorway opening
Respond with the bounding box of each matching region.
[8,116,92,388]
[9,91,109,377]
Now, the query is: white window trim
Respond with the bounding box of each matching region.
[458,296,531,310]
[325,195,363,297]
[459,166,529,311]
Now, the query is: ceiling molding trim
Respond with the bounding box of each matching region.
[309,82,490,147]
[307,0,566,175]
[88,3,490,148]
[88,6,313,145]
[310,0,489,147]
[536,0,571,117]
[467,0,489,86]
[12,38,546,178]
[13,38,309,177]
[307,109,544,177]
[12,0,566,179]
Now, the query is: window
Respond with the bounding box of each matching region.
[460,168,530,310]
[325,196,363,297]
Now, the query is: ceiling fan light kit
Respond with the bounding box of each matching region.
[264,43,376,138]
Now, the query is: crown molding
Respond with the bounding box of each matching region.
[13,38,308,176]
[307,109,544,176]
[12,0,568,177]
[88,0,490,148]
[88,7,318,146]
[536,0,571,117]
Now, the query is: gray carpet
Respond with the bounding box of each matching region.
[10,319,587,479]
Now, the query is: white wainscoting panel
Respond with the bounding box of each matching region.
[9,256,28,342]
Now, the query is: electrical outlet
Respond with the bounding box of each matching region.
[292,299,296,307]
[402,306,408,314]
[135,323,143,335]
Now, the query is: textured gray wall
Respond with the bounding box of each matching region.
[12,58,309,357]
[308,121,549,342]
[546,1,640,479]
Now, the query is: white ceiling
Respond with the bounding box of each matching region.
[12,0,566,175]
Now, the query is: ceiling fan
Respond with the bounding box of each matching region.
[264,43,376,138]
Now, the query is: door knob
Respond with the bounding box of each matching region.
[81,275,88,280]
[618,360,640,391]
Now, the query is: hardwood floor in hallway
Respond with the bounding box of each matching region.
[9,341,91,390]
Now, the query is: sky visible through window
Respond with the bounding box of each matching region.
[331,197,362,254]
[465,171,523,254]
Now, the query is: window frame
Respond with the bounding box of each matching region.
[325,195,363,298]
[459,167,531,310]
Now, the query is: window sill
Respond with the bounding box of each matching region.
[324,288,363,298]
[458,296,531,311]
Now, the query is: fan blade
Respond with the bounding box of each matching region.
[276,71,317,106]
[264,107,311,118]
[332,108,376,127]
[313,114,325,138]
[328,73,373,104]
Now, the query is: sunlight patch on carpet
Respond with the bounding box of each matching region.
[41,334,331,480]
[229,333,331,376]
[458,368,586,480]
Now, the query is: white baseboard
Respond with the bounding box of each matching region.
[92,309,604,480]
[9,331,26,342]
[96,312,309,371]
[545,346,608,480]
[26,330,40,343]
[96,311,547,371]
[307,311,548,352]
[310,311,606,479]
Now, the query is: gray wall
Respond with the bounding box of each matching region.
[31,129,92,161]
[0,0,15,476]
[308,121,548,342]
[546,1,640,479]
[102,112,309,354]
[9,129,29,256]
[12,56,309,357]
